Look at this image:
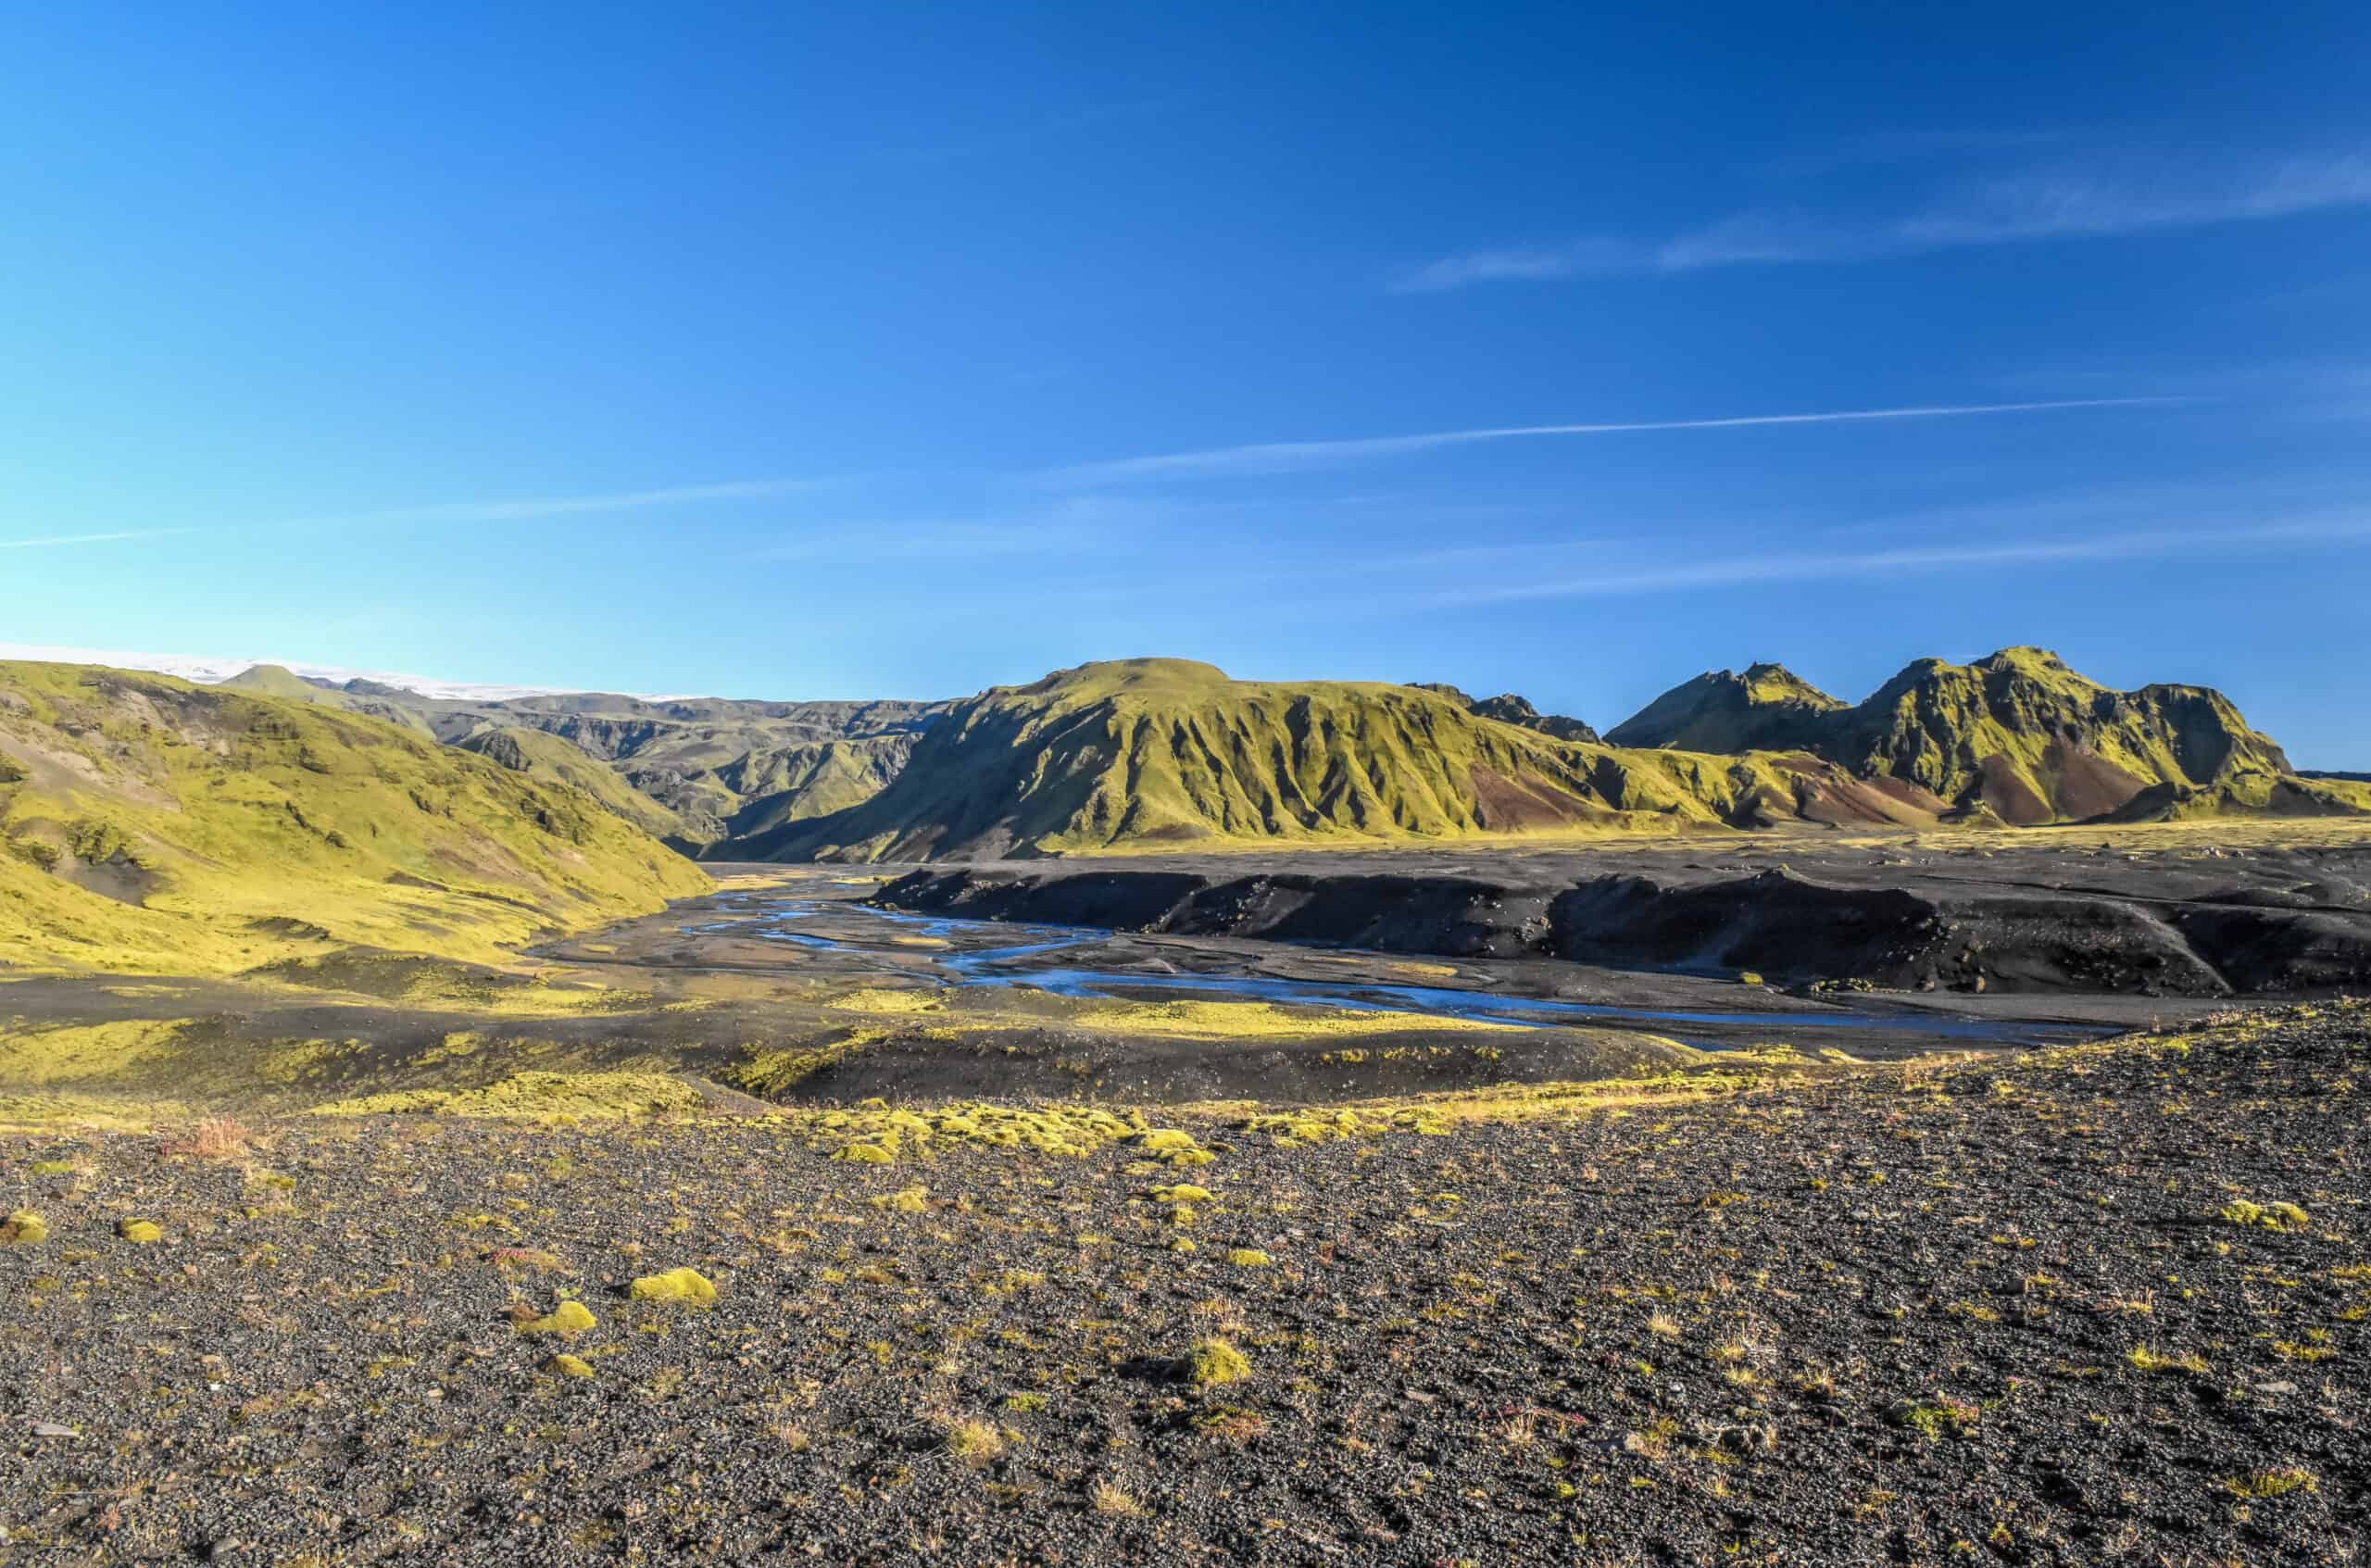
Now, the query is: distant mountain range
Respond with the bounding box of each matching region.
[171,646,2371,860]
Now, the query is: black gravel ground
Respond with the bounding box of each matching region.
[2,1002,2365,1565]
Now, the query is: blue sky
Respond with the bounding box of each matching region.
[4,3,2369,761]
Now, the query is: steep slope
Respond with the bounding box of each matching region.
[744,659,1949,861]
[323,684,944,853]
[1416,684,1599,742]
[1829,648,2302,824]
[1605,663,1847,752]
[451,725,691,843]
[0,661,709,973]
[1611,647,2356,825]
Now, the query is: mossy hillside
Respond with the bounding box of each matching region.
[0,660,709,973]
[746,659,1922,860]
[1606,662,1848,753]
[1832,648,2298,823]
[218,664,438,737]
[386,687,941,853]
[453,726,690,842]
[212,669,945,855]
[1611,647,2348,826]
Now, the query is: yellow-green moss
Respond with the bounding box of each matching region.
[522,1298,597,1338]
[870,1186,929,1213]
[2223,1467,2317,1499]
[1132,1128,1216,1166]
[1227,1248,1273,1268]
[1,1211,47,1245]
[546,1353,596,1379]
[1186,1336,1250,1388]
[629,1266,718,1306]
[310,1071,708,1123]
[118,1218,161,1244]
[2216,1198,2312,1232]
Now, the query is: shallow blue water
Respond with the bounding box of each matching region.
[681,897,2108,1048]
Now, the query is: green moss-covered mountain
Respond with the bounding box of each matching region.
[0,662,709,973]
[1609,646,2364,825]
[1415,684,1599,743]
[180,647,2367,865]
[221,668,944,854]
[740,659,1974,861]
[1604,662,1847,753]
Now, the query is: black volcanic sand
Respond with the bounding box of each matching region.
[861,830,2371,1000]
[2,1003,2365,1564]
[557,866,2214,1060]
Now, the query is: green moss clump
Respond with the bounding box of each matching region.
[834,1142,896,1165]
[1227,1248,1273,1268]
[1133,1128,1215,1166]
[1186,1336,1250,1387]
[1151,1184,1212,1204]
[546,1353,595,1379]
[29,1160,76,1175]
[2217,1198,2311,1232]
[629,1266,718,1306]
[2219,1205,2314,1233]
[118,1218,161,1244]
[2,1211,47,1245]
[522,1298,597,1338]
[870,1186,928,1213]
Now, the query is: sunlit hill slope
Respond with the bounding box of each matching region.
[1609,646,2358,825]
[740,659,1983,860]
[0,661,710,973]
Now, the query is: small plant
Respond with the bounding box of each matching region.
[546,1353,595,1379]
[163,1116,252,1160]
[1186,1337,1250,1388]
[2126,1345,2209,1375]
[1,1211,47,1246]
[1647,1312,1682,1340]
[2222,1467,2317,1499]
[1227,1248,1273,1268]
[118,1219,162,1245]
[870,1186,928,1213]
[1892,1397,1981,1441]
[1090,1479,1144,1515]
[943,1416,1003,1461]
[1194,1405,1266,1442]
[629,1267,718,1306]
[489,1247,568,1274]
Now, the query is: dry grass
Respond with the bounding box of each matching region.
[161,1115,252,1160]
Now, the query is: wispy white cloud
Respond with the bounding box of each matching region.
[365,477,838,523]
[0,477,838,551]
[1036,397,2180,487]
[1395,149,2371,291]
[0,527,206,550]
[1431,513,2371,604]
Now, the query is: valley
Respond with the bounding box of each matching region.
[3,652,2366,1564]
